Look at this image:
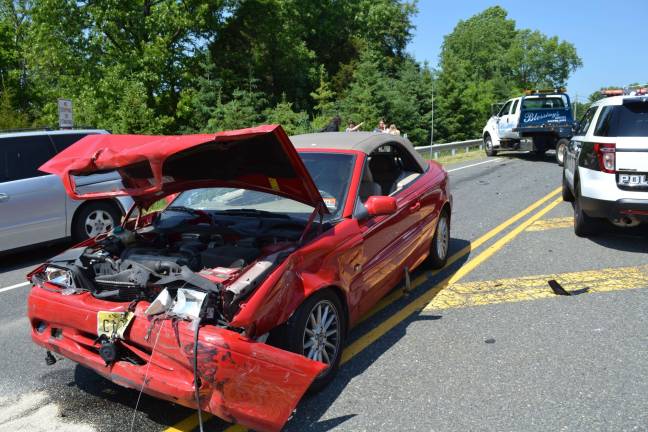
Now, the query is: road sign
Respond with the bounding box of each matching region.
[58,99,73,128]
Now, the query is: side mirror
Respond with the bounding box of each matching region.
[365,196,397,217]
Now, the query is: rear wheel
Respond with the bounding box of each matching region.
[484,135,497,157]
[278,289,345,393]
[573,182,600,237]
[72,201,122,242]
[428,208,450,269]
[555,138,569,166]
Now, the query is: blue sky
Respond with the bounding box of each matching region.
[407,0,648,103]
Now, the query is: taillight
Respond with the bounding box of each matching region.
[594,143,616,173]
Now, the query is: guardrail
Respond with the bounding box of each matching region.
[414,138,483,160]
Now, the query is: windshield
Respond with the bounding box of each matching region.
[521,96,567,110]
[170,152,355,220]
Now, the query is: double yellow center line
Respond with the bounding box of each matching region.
[167,186,564,432]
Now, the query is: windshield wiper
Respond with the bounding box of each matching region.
[217,209,290,219]
[165,205,203,215]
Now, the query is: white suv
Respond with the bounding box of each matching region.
[562,92,648,236]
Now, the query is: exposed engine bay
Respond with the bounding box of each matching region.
[34,208,321,322]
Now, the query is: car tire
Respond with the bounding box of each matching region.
[278,289,345,393]
[72,201,122,242]
[428,208,450,269]
[562,171,575,202]
[555,138,569,166]
[573,183,599,237]
[484,135,497,157]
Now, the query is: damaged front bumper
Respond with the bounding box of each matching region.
[28,284,325,432]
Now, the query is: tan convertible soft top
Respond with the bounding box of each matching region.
[290,132,427,171]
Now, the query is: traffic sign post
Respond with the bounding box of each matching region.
[58,99,73,129]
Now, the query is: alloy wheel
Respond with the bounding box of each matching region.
[435,214,449,260]
[303,300,340,365]
[85,209,115,237]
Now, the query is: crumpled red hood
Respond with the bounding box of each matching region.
[40,124,327,211]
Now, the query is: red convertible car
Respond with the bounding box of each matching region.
[27,125,451,431]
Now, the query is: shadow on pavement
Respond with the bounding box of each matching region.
[497,151,558,165]
[0,241,71,273]
[284,237,472,431]
[588,224,648,253]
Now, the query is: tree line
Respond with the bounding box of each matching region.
[0,2,582,145]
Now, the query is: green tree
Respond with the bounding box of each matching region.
[340,49,388,131]
[205,83,267,132]
[507,29,582,89]
[264,94,310,135]
[0,89,29,129]
[311,65,336,117]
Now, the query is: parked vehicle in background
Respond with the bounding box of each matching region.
[483,89,575,165]
[0,129,133,253]
[562,86,648,236]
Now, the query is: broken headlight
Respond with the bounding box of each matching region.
[32,266,78,290]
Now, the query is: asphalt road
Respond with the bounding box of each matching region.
[1,152,647,432]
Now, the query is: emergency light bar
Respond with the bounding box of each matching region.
[524,87,566,95]
[601,85,648,97]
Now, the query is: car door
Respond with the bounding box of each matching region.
[0,135,67,251]
[352,147,430,318]
[565,106,597,187]
[507,98,521,139]
[497,100,513,139]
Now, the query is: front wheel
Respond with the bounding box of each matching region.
[555,138,569,166]
[484,135,497,157]
[428,209,450,269]
[278,290,345,393]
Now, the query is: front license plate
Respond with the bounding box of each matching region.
[618,174,648,186]
[96,311,134,339]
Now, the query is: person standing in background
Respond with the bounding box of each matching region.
[346,121,364,132]
[373,119,387,133]
[388,124,400,136]
[320,115,341,132]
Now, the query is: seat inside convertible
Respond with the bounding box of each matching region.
[366,146,421,197]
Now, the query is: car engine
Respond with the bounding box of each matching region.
[35,210,309,321]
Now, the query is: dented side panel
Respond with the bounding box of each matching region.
[28,287,325,432]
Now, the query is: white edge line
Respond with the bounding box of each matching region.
[447,158,500,173]
[0,281,30,294]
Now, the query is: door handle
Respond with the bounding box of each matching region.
[409,201,421,212]
[0,193,8,202]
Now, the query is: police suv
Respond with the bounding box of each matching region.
[562,87,648,236]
